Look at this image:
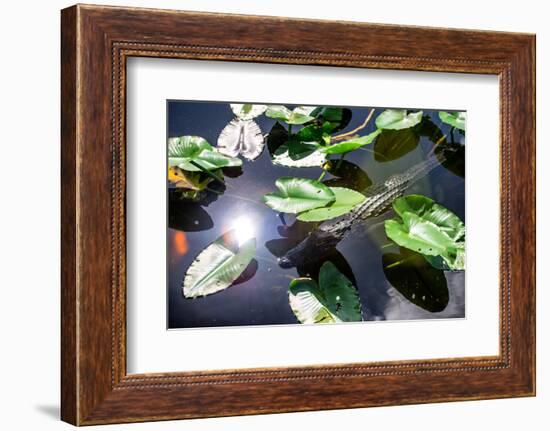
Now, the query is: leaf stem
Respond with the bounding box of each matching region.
[288,124,293,135]
[385,255,416,269]
[427,134,447,157]
[317,170,327,181]
[332,108,376,142]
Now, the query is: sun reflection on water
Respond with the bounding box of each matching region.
[230,215,256,246]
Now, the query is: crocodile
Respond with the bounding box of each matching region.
[277,156,444,269]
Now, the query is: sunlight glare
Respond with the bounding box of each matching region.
[231,215,256,246]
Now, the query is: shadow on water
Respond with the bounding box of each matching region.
[382,248,449,313]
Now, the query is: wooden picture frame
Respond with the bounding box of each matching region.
[61,4,536,426]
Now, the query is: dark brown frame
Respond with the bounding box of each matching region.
[61,4,536,426]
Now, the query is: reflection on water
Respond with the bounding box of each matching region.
[167,101,465,329]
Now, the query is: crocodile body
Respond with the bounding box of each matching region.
[278,157,442,268]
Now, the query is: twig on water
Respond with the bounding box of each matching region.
[332,108,376,142]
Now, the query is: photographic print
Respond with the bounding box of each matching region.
[167,101,466,329]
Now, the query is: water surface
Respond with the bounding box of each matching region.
[167,101,465,329]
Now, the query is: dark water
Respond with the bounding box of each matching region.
[167,100,465,329]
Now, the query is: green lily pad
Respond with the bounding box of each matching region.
[263,177,335,214]
[296,124,331,145]
[168,135,212,160]
[288,261,362,324]
[439,111,466,131]
[272,140,326,167]
[297,187,366,221]
[392,194,465,242]
[384,195,465,270]
[168,135,242,171]
[183,231,256,298]
[310,107,352,132]
[320,129,381,155]
[375,109,423,130]
[266,122,326,167]
[266,105,317,125]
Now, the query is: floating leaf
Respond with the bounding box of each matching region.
[263,177,335,214]
[373,128,419,162]
[168,166,212,190]
[375,109,423,130]
[392,195,465,242]
[230,103,267,120]
[384,195,465,270]
[266,105,317,125]
[265,122,326,167]
[288,261,362,324]
[320,129,381,155]
[272,141,326,167]
[310,107,352,132]
[297,187,366,221]
[382,248,449,312]
[217,119,265,160]
[439,111,466,131]
[168,135,242,171]
[186,150,243,171]
[296,124,331,145]
[168,166,213,201]
[183,231,256,298]
[385,213,455,257]
[168,135,211,161]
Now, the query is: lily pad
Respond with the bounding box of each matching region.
[310,107,352,132]
[382,248,449,312]
[168,166,213,201]
[168,135,242,171]
[272,141,326,167]
[384,195,465,270]
[230,103,267,120]
[288,261,362,324]
[375,109,423,130]
[168,166,212,190]
[297,187,366,222]
[266,105,317,125]
[217,119,265,160]
[320,129,381,155]
[439,111,466,131]
[266,122,326,167]
[183,231,256,298]
[296,124,331,145]
[392,194,465,242]
[263,177,335,214]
